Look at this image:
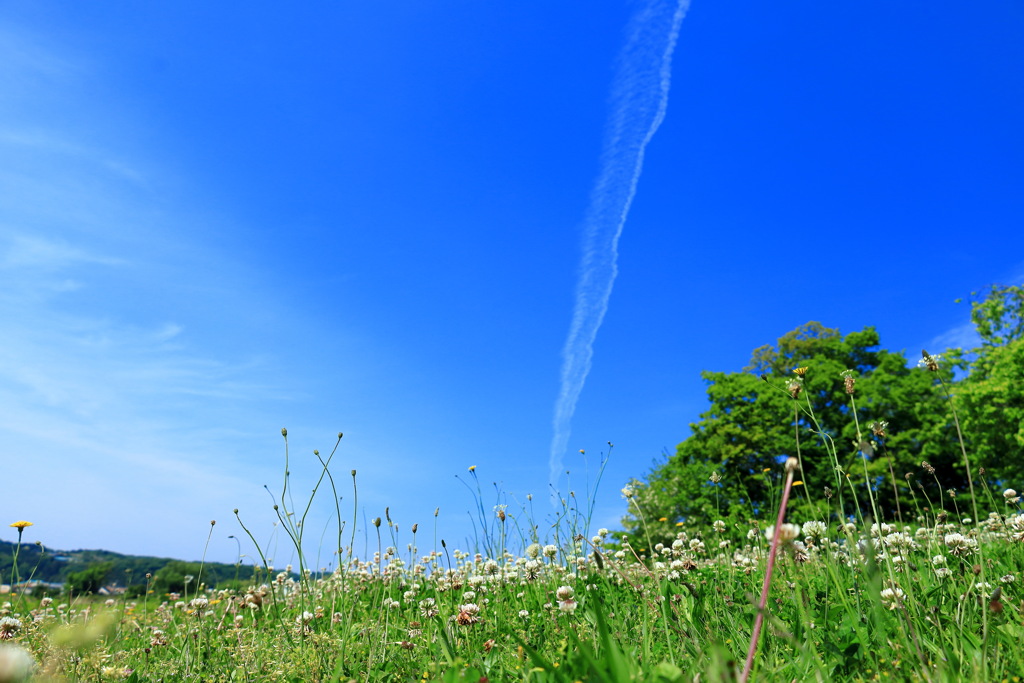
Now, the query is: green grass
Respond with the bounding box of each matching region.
[3,385,1023,682]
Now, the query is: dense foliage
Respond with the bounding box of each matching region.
[621,283,1024,546]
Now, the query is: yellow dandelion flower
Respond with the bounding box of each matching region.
[763,468,772,473]
[468,465,476,472]
[675,522,684,527]
[658,517,668,522]
[10,521,33,530]
[792,481,804,486]
[793,367,808,376]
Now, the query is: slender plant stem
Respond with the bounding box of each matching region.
[741,457,798,683]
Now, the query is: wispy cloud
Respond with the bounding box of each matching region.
[0,24,291,558]
[549,0,690,498]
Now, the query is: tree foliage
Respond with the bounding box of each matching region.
[622,284,1024,546]
[65,561,115,594]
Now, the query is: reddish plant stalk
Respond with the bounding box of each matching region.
[740,457,798,683]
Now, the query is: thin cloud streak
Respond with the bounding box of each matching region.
[549,0,690,498]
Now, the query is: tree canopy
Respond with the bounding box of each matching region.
[621,283,1024,546]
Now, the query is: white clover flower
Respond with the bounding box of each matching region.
[0,617,22,640]
[542,544,558,559]
[621,485,635,499]
[555,585,574,601]
[765,524,801,543]
[931,554,947,566]
[713,520,726,533]
[518,609,529,618]
[0,643,35,681]
[802,521,827,541]
[880,587,905,610]
[557,598,577,614]
[944,533,978,557]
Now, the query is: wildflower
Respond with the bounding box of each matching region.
[713,520,726,533]
[919,351,941,372]
[765,524,801,543]
[0,617,22,640]
[557,598,577,614]
[791,541,809,563]
[555,587,577,613]
[944,532,978,557]
[7,522,32,531]
[793,367,808,377]
[468,465,476,472]
[787,379,803,399]
[709,471,722,484]
[802,521,827,543]
[871,421,889,438]
[621,485,635,499]
[1004,489,1020,503]
[418,598,438,618]
[880,587,905,610]
[0,643,35,682]
[840,369,857,394]
[455,603,480,626]
[542,544,558,559]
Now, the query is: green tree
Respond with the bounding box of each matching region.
[621,322,963,546]
[153,560,204,594]
[956,283,1024,488]
[65,561,115,594]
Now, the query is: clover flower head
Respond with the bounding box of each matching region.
[918,351,942,371]
[765,524,801,543]
[880,587,905,610]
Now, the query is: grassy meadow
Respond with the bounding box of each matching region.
[3,367,1024,683]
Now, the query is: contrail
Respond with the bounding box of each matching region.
[549,0,690,498]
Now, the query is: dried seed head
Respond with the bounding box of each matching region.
[919,350,941,372]
[841,370,856,394]
[787,379,803,399]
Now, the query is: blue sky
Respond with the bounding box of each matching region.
[2,1,1023,567]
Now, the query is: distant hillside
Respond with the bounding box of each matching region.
[0,538,256,591]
